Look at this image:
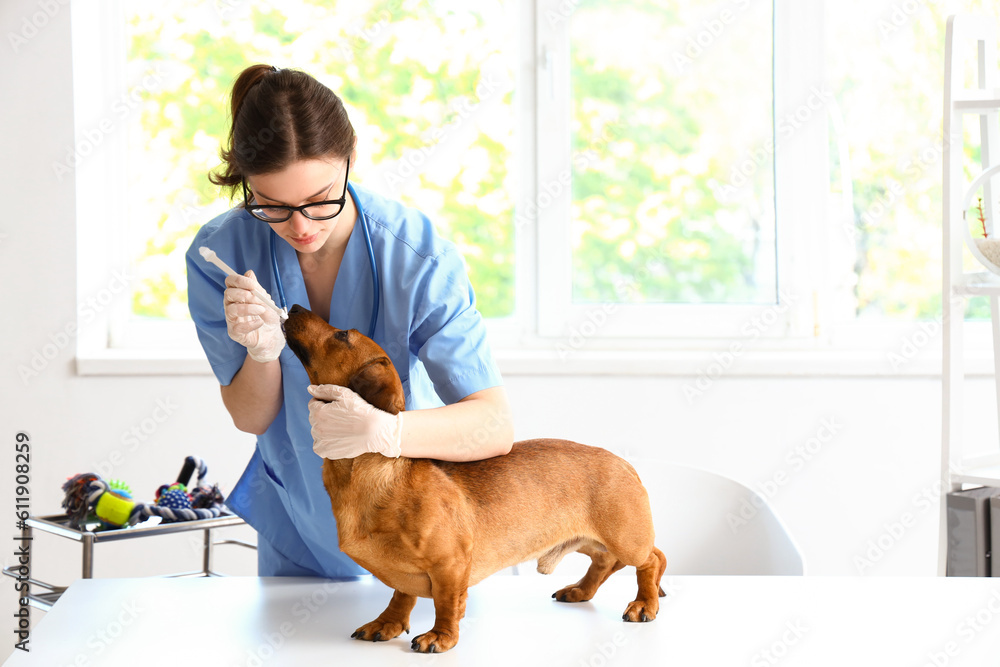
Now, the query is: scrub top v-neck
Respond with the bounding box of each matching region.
[186,182,503,578]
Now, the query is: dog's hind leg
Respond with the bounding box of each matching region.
[352,589,417,642]
[655,545,667,596]
[622,547,667,623]
[552,541,625,603]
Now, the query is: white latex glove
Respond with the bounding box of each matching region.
[224,270,285,363]
[307,384,403,459]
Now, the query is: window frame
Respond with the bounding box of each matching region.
[535,0,807,342]
[73,0,990,377]
[73,0,208,372]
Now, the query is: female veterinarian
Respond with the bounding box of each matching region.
[186,64,513,578]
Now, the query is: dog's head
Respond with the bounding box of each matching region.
[283,304,405,415]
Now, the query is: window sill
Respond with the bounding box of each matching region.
[492,348,965,377]
[75,346,991,378]
[76,349,214,376]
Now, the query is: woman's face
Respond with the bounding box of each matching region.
[245,157,352,254]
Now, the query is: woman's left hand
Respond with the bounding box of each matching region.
[307,384,403,460]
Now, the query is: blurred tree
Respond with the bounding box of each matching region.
[125,0,987,327]
[569,0,775,305]
[125,0,515,319]
[826,0,996,320]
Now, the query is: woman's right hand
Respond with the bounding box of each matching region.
[224,270,285,363]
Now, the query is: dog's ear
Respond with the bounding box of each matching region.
[348,358,406,415]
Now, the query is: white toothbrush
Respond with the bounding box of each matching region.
[199,246,289,321]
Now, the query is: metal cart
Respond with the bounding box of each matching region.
[3,513,254,611]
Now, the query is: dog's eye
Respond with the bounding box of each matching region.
[335,330,350,342]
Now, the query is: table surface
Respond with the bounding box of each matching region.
[6,573,1000,666]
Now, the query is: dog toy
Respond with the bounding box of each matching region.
[95,480,136,527]
[127,457,226,525]
[62,473,102,529]
[60,457,227,530]
[191,483,225,509]
[156,483,193,510]
[61,474,137,529]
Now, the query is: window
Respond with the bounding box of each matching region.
[823,0,993,325]
[535,0,786,340]
[114,0,518,352]
[79,1,988,374]
[570,0,776,307]
[816,0,998,362]
[75,0,784,363]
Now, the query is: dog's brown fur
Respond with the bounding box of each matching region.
[283,304,666,653]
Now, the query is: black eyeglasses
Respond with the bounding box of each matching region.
[242,157,351,223]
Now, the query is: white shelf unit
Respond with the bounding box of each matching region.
[941,14,1000,575]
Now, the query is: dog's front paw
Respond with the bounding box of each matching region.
[551,585,592,603]
[410,629,457,653]
[622,599,659,623]
[352,619,409,642]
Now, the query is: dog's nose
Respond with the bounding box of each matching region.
[289,304,305,315]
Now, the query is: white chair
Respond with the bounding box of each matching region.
[632,459,804,576]
[508,459,803,577]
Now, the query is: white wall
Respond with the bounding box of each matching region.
[1,1,991,662]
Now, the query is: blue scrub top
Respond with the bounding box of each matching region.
[185,182,503,578]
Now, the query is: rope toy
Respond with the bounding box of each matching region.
[62,473,109,529]
[128,456,224,524]
[61,457,227,530]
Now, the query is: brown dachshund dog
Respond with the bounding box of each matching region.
[282,304,666,653]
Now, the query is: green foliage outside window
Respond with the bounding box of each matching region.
[125,0,515,321]
[570,0,775,306]
[123,1,995,327]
